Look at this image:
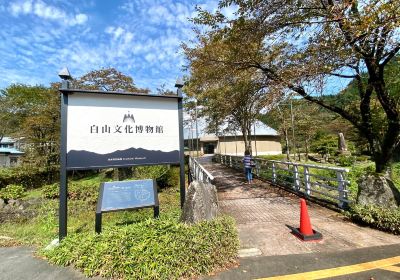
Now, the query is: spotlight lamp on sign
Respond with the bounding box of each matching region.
[58,67,73,89]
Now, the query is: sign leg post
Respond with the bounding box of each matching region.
[154,206,159,218]
[59,171,68,240]
[95,212,102,234]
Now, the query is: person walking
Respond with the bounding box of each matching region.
[243,150,253,184]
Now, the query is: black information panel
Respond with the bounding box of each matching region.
[95,179,159,233]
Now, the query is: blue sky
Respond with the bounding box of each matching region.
[0,0,236,92]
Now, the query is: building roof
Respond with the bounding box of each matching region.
[184,119,278,140]
[0,137,15,144]
[0,148,24,155]
[221,121,278,136]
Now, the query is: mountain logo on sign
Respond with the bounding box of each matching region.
[123,111,135,123]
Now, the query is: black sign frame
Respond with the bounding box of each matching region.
[95,179,160,233]
[58,84,185,240]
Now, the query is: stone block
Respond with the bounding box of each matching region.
[357,175,400,208]
[181,181,219,224]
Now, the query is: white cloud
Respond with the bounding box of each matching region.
[105,26,126,39]
[9,0,88,26]
[145,53,157,63]
[74,14,88,25]
[0,0,224,92]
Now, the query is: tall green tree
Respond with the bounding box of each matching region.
[184,49,279,152]
[74,67,149,94]
[0,84,60,166]
[186,0,400,173]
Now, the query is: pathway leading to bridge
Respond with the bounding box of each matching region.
[199,156,399,257]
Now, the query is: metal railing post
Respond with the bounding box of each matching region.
[272,162,277,183]
[255,160,260,176]
[293,164,300,191]
[337,171,348,208]
[303,166,311,196]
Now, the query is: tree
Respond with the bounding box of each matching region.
[156,83,176,96]
[186,0,400,173]
[186,70,274,152]
[0,84,60,167]
[74,67,149,94]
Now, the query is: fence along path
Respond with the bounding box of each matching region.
[197,155,400,257]
[214,154,350,209]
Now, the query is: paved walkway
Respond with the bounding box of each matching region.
[201,158,400,257]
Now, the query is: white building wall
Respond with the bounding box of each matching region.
[0,154,10,167]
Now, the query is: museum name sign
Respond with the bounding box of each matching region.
[64,90,180,169]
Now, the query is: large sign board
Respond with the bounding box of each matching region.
[65,92,179,169]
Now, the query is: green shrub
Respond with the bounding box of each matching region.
[0,184,26,200]
[42,181,99,203]
[310,135,337,156]
[392,162,400,188]
[347,204,400,235]
[69,182,99,203]
[157,166,180,189]
[257,154,287,161]
[43,215,239,280]
[355,155,370,162]
[0,165,59,190]
[42,183,59,199]
[336,155,357,167]
[133,165,169,180]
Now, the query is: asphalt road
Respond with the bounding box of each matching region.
[205,243,400,280]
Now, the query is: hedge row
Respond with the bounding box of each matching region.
[348,204,400,235]
[0,166,59,190]
[43,215,239,280]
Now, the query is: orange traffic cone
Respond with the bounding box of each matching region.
[291,198,323,241]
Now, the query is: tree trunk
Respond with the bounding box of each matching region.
[283,128,290,160]
[305,138,309,160]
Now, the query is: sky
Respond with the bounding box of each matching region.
[0,0,236,93]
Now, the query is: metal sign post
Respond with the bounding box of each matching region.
[59,72,71,240]
[175,79,185,208]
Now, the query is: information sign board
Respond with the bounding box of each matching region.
[95,179,159,233]
[98,179,158,212]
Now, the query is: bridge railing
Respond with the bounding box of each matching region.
[188,156,214,184]
[214,154,350,209]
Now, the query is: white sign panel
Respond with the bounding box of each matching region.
[66,92,179,169]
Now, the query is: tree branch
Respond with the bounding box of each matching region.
[380,44,400,68]
[288,84,362,130]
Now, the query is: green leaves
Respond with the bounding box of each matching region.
[348,204,400,235]
[0,184,25,200]
[43,215,239,279]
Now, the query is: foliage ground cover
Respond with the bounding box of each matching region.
[0,169,239,279]
[43,216,238,280]
[0,165,58,190]
[347,204,400,235]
